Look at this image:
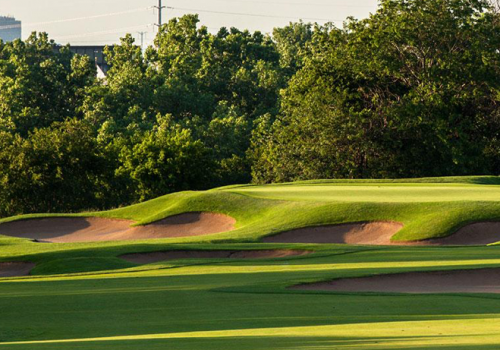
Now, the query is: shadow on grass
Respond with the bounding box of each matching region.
[2,243,362,275]
[3,335,500,350]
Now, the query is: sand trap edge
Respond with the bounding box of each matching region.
[263,220,500,246]
[262,221,404,245]
[0,262,36,278]
[420,221,500,246]
[290,268,500,294]
[0,212,237,243]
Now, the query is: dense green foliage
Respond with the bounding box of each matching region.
[253,0,500,182]
[3,0,500,216]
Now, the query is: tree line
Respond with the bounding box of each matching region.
[1,0,500,216]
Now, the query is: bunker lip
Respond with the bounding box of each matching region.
[262,222,404,245]
[0,262,35,278]
[263,221,500,246]
[0,212,236,243]
[120,249,311,264]
[292,268,500,294]
[421,222,500,246]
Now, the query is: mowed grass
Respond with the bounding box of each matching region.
[2,177,500,349]
[230,182,500,202]
[3,246,500,349]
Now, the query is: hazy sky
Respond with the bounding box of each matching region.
[1,0,378,46]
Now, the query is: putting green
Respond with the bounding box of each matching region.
[2,177,500,349]
[229,183,500,202]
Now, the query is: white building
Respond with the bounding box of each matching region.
[0,16,21,42]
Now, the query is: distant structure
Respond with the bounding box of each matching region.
[0,16,21,42]
[55,45,113,77]
[67,46,112,77]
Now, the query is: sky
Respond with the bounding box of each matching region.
[1,0,378,46]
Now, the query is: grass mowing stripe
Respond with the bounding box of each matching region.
[2,318,500,346]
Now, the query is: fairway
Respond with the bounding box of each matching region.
[3,177,500,349]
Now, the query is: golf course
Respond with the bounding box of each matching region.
[1,176,500,349]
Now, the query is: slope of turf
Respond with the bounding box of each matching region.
[3,176,500,250]
[2,177,500,349]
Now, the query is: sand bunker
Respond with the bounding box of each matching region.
[263,221,500,246]
[425,222,500,246]
[0,262,35,277]
[120,249,310,264]
[262,222,404,245]
[0,213,236,243]
[293,268,500,294]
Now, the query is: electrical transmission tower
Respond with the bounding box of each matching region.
[154,0,166,30]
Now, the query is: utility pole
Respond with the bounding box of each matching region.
[154,0,166,30]
[137,31,147,51]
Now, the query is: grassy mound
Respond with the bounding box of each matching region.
[3,176,500,248]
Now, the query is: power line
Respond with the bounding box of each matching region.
[167,6,342,22]
[56,24,153,40]
[0,0,354,44]
[191,0,375,8]
[69,40,119,44]
[0,7,152,31]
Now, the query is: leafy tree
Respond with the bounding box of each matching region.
[196,102,252,185]
[86,15,285,198]
[0,119,109,216]
[273,21,313,77]
[149,15,283,121]
[115,115,213,201]
[0,32,96,134]
[253,0,500,182]
[83,34,157,128]
[197,26,282,119]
